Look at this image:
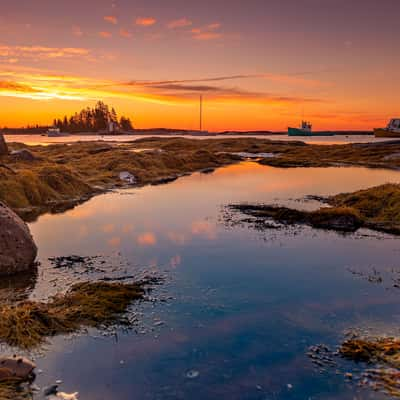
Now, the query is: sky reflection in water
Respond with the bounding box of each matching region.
[20,162,400,399]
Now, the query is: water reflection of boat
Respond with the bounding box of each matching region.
[46,128,70,137]
[288,121,335,136]
[374,118,400,137]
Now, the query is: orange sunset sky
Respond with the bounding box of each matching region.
[0,0,399,131]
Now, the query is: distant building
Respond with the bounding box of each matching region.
[108,121,118,134]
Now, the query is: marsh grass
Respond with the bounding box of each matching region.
[0,382,32,400]
[2,137,400,220]
[0,281,146,349]
[230,183,400,234]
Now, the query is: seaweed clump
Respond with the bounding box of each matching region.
[0,382,33,400]
[340,337,400,397]
[0,281,148,349]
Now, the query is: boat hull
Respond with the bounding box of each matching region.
[374,128,400,138]
[288,128,335,137]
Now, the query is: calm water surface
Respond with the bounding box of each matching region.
[4,133,395,146]
[10,163,400,399]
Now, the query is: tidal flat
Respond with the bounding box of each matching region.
[1,139,400,398]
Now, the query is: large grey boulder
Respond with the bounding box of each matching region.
[0,133,8,155]
[0,202,37,276]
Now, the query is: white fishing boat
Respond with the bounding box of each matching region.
[374,118,400,137]
[46,128,70,137]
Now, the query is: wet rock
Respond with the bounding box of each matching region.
[0,201,37,276]
[0,355,36,382]
[44,385,59,396]
[0,133,8,156]
[119,171,137,185]
[10,149,37,162]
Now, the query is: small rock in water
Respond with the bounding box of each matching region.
[185,369,200,379]
[48,392,79,400]
[44,385,59,396]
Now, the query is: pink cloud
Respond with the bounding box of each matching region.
[0,45,91,60]
[108,237,121,247]
[207,23,221,30]
[104,15,118,25]
[193,32,222,41]
[99,31,112,38]
[190,22,223,41]
[72,25,83,37]
[137,232,157,246]
[136,17,156,26]
[167,18,192,29]
[102,223,115,233]
[119,28,133,38]
[191,220,217,240]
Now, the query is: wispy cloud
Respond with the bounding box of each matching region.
[192,32,222,41]
[0,45,91,62]
[0,80,39,93]
[135,17,156,27]
[190,22,223,41]
[104,15,118,25]
[167,18,192,29]
[122,72,328,88]
[0,68,327,106]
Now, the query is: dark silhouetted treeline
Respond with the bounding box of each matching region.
[53,101,134,133]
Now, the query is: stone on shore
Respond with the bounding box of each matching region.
[0,355,36,381]
[0,134,8,156]
[0,201,37,276]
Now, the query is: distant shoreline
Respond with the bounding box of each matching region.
[2,128,374,136]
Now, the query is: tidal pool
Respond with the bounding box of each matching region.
[10,162,400,399]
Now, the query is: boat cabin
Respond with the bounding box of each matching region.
[301,121,312,132]
[388,119,400,131]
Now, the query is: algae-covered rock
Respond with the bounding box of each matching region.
[0,201,37,276]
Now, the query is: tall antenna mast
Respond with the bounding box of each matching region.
[200,95,203,132]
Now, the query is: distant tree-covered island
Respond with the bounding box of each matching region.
[53,101,134,133]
